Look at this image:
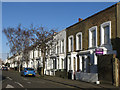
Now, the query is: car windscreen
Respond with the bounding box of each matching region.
[25,68,34,70]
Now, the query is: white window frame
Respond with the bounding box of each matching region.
[34,49,38,58]
[68,35,74,52]
[76,32,82,50]
[100,21,111,46]
[88,26,97,48]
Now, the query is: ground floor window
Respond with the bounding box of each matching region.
[87,56,90,73]
[69,57,71,70]
[58,59,59,69]
[82,57,84,72]
[53,59,56,69]
[61,59,64,69]
[77,56,80,71]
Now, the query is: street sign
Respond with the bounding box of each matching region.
[95,48,103,55]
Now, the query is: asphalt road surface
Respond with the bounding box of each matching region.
[2,70,74,89]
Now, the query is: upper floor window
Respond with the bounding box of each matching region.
[68,35,74,52]
[39,49,41,56]
[55,44,57,54]
[91,30,96,46]
[104,26,110,44]
[76,32,82,50]
[89,26,97,48]
[60,40,64,53]
[100,21,111,45]
[49,49,51,55]
[34,50,38,58]
[57,42,59,54]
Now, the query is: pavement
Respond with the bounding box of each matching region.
[36,73,119,89]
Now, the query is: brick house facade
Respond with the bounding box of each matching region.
[66,2,120,82]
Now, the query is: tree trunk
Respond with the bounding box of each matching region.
[41,52,45,76]
[19,63,21,72]
[27,61,28,68]
[18,58,21,72]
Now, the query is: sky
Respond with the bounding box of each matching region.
[2,2,117,60]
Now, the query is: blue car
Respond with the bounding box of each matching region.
[21,68,36,77]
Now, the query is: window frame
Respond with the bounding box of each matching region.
[100,21,111,46]
[68,35,74,52]
[61,39,64,53]
[76,32,82,50]
[88,26,97,48]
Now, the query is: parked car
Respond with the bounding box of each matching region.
[21,68,36,77]
[2,67,8,71]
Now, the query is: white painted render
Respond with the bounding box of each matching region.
[45,29,66,75]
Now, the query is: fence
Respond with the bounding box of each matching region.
[75,72,98,82]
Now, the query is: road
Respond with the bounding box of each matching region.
[2,70,118,89]
[2,70,74,89]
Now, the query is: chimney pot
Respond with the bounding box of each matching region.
[79,18,82,22]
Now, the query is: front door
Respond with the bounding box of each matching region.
[73,57,76,72]
[87,56,90,73]
[77,56,80,71]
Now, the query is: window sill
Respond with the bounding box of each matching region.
[75,49,82,52]
[88,46,98,49]
[68,51,74,53]
[59,53,65,54]
[100,43,111,47]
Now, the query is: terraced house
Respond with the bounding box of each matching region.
[45,29,67,76]
[28,45,43,72]
[66,2,120,84]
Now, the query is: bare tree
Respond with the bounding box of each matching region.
[31,26,57,76]
[3,24,34,72]
[3,24,56,75]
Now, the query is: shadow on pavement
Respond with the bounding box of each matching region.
[2,76,6,81]
[42,78,82,89]
[22,75,35,78]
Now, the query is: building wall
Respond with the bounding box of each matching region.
[66,4,117,53]
[66,3,119,81]
[58,29,67,69]
[117,3,120,38]
[110,3,120,59]
[98,54,114,84]
[111,3,120,59]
